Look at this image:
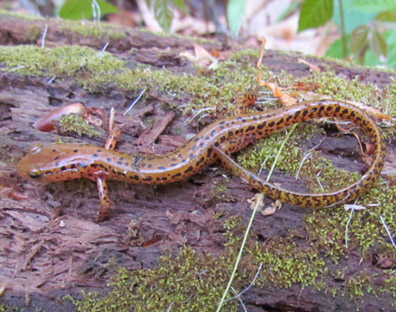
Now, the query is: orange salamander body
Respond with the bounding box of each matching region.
[17,100,385,220]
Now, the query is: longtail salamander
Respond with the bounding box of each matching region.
[17,100,385,220]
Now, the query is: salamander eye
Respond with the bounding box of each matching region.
[29,169,42,179]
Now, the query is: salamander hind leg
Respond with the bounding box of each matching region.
[95,176,111,222]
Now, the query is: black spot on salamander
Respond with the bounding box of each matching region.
[52,149,57,153]
[210,129,216,136]
[73,149,78,153]
[90,164,98,169]
[342,108,349,115]
[219,126,225,130]
[119,157,124,161]
[228,130,234,136]
[191,144,198,151]
[54,156,60,160]
[268,121,275,127]
[130,175,139,180]
[97,149,102,153]
[257,122,266,129]
[214,142,220,147]
[199,142,205,148]
[170,163,178,167]
[335,106,341,113]
[157,177,168,181]
[220,136,226,143]
[193,137,200,142]
[246,125,255,132]
[184,166,193,173]
[302,110,309,117]
[171,172,182,179]
[207,148,213,158]
[196,157,205,166]
[60,166,67,172]
[70,164,77,169]
[143,176,153,181]
[205,136,210,141]
[219,121,226,125]
[276,118,284,125]
[117,161,123,165]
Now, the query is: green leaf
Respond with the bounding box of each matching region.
[154,0,173,32]
[332,0,376,33]
[375,10,396,22]
[325,34,350,59]
[385,29,396,68]
[59,0,118,20]
[346,0,396,13]
[226,0,245,36]
[369,29,388,60]
[172,0,187,12]
[350,25,369,55]
[298,0,333,32]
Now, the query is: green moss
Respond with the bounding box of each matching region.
[73,247,239,312]
[72,218,328,311]
[57,114,101,137]
[247,238,326,289]
[0,45,124,77]
[0,9,43,20]
[59,21,126,40]
[206,180,234,204]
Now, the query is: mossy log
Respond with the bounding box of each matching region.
[1,11,396,312]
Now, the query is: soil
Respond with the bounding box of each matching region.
[0,13,395,312]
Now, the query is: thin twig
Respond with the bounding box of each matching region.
[215,193,263,312]
[345,208,355,249]
[380,215,396,249]
[230,287,247,312]
[124,88,146,115]
[41,24,48,49]
[225,263,263,302]
[97,42,109,58]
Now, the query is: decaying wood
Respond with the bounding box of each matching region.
[0,12,395,312]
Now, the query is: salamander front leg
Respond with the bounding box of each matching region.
[96,176,111,221]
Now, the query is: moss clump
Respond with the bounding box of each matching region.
[73,247,239,312]
[305,177,396,260]
[59,21,126,41]
[72,216,329,311]
[247,238,326,289]
[57,114,101,137]
[0,45,124,77]
[82,54,265,116]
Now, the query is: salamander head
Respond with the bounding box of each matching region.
[17,143,90,183]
